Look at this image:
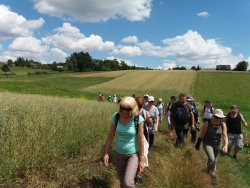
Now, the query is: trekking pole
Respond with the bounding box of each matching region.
[245,126,250,165]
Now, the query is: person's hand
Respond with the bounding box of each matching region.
[103,154,109,167]
[195,138,202,150]
[191,124,195,130]
[222,146,228,153]
[244,122,248,127]
[154,127,158,132]
[138,160,145,173]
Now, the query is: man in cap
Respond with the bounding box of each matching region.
[225,105,248,158]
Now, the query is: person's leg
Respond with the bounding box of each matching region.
[190,122,197,143]
[123,153,139,188]
[227,133,234,153]
[113,151,127,188]
[175,126,185,147]
[167,116,173,136]
[233,134,244,158]
[159,112,162,125]
[149,133,154,150]
[203,143,219,185]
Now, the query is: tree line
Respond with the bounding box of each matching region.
[1,51,249,73]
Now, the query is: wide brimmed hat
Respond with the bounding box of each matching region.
[213,109,226,118]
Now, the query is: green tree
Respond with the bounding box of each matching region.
[191,66,196,70]
[1,64,10,74]
[234,61,249,71]
[196,65,201,70]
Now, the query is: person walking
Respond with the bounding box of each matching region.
[185,95,200,143]
[195,109,228,186]
[156,98,164,126]
[144,96,159,150]
[170,93,194,147]
[103,96,145,188]
[165,96,176,136]
[201,100,214,122]
[225,105,248,158]
[113,94,117,103]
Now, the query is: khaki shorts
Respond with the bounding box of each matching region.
[228,133,244,150]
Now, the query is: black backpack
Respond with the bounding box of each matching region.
[203,105,213,113]
[115,113,139,134]
[173,103,189,125]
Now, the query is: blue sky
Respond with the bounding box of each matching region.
[0,0,249,69]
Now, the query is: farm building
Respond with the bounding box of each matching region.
[216,65,231,70]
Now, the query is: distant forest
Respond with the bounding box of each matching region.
[4,51,152,72]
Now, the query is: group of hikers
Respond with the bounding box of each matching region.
[103,93,248,187]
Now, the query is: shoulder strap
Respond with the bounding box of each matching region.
[204,105,206,111]
[210,106,213,113]
[115,113,120,130]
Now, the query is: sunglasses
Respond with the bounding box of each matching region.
[120,106,132,112]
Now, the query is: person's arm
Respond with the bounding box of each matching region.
[103,123,116,166]
[138,122,145,172]
[201,108,204,120]
[195,121,209,150]
[146,111,153,127]
[190,111,195,130]
[221,123,228,153]
[240,114,248,127]
[154,108,159,132]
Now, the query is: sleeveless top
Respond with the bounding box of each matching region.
[203,121,223,148]
[226,113,242,134]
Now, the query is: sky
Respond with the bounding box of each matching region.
[0,0,250,70]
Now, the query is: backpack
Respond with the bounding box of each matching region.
[173,103,190,125]
[140,109,149,143]
[115,113,139,134]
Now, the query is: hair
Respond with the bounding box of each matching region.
[135,97,144,109]
[119,96,138,116]
[179,93,186,98]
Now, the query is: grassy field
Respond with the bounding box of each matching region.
[0,68,250,187]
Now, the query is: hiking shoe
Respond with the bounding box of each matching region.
[211,174,217,186]
[134,175,142,185]
[233,154,237,159]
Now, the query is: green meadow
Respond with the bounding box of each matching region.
[0,68,250,187]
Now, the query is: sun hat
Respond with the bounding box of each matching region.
[187,95,194,101]
[144,94,149,97]
[148,96,154,102]
[158,98,162,102]
[213,109,226,118]
[230,105,238,112]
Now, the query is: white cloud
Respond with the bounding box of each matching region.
[33,0,152,22]
[42,23,114,52]
[159,60,177,70]
[0,5,44,40]
[107,56,134,66]
[50,48,68,63]
[121,36,138,43]
[197,12,209,17]
[112,46,142,56]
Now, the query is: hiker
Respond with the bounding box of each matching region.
[185,95,200,143]
[170,93,194,147]
[103,96,145,188]
[144,96,159,150]
[195,109,228,186]
[118,97,122,104]
[134,97,153,185]
[107,96,112,102]
[156,98,164,126]
[113,94,117,103]
[225,105,248,158]
[165,96,176,136]
[201,100,214,122]
[143,94,149,108]
[100,94,104,102]
[98,92,102,101]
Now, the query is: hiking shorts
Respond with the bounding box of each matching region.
[228,133,244,150]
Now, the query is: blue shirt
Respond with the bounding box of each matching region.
[111,113,144,154]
